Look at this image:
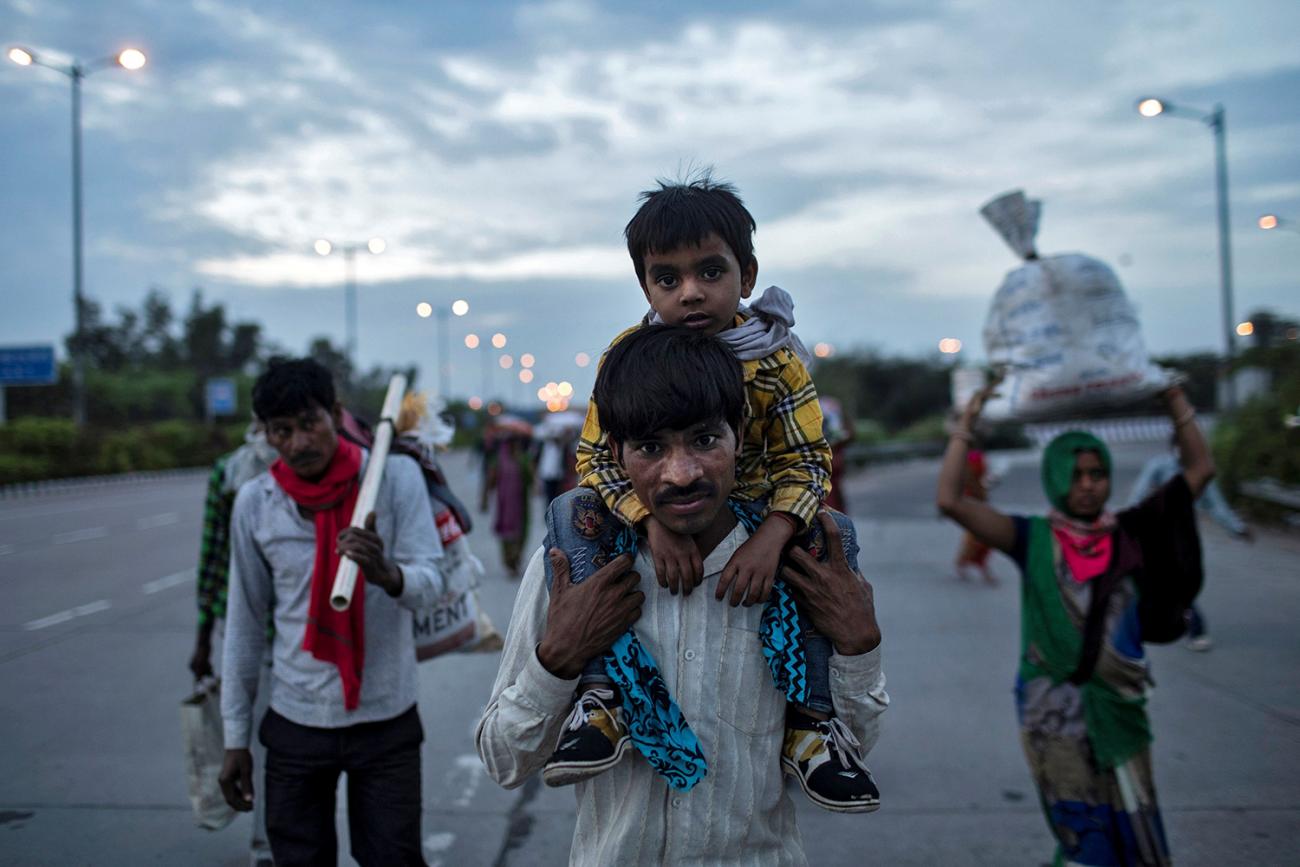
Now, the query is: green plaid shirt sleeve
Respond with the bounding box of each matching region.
[196,457,232,627]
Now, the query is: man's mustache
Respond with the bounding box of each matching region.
[655,482,716,507]
[289,452,323,467]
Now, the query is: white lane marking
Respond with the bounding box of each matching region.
[423,831,455,866]
[451,754,483,808]
[136,512,179,530]
[0,544,14,556]
[142,569,196,594]
[53,527,109,545]
[0,490,190,522]
[23,599,112,631]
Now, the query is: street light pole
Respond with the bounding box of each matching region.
[436,308,450,398]
[70,64,86,426]
[10,45,146,426]
[1137,96,1238,409]
[314,237,383,375]
[343,246,357,365]
[1209,104,1237,410]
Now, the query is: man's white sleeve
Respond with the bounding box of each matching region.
[829,645,889,758]
[475,546,580,789]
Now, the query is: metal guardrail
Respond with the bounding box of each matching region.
[1023,414,1217,447]
[1239,478,1300,510]
[0,467,208,499]
[844,441,946,465]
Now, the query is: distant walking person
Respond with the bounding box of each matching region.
[820,396,854,515]
[536,427,577,507]
[190,422,277,867]
[219,358,443,866]
[1127,435,1253,651]
[937,382,1213,867]
[480,421,534,576]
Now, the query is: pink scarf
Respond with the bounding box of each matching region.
[1048,509,1117,584]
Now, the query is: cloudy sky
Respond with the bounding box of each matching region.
[3,0,1298,402]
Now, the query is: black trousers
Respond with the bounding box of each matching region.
[259,705,426,867]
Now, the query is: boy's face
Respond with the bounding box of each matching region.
[641,233,757,336]
[615,417,739,539]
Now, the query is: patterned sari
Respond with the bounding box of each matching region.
[1016,516,1169,867]
[1009,430,1196,866]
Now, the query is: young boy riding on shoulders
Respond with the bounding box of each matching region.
[543,173,879,813]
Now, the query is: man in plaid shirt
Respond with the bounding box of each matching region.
[539,174,880,814]
[189,429,277,867]
[190,439,277,680]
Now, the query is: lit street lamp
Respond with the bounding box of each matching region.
[464,332,501,405]
[1136,95,1238,407]
[10,44,148,426]
[1258,214,1300,234]
[415,298,469,397]
[314,237,384,368]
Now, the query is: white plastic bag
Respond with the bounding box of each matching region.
[414,509,502,660]
[979,190,1170,421]
[180,677,235,831]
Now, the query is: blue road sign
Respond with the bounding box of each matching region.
[0,345,57,385]
[205,378,238,417]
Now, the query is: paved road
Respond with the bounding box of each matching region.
[0,446,1296,865]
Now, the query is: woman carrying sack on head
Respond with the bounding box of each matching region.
[480,418,535,577]
[936,379,1212,867]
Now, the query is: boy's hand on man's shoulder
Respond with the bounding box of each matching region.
[644,516,703,596]
[716,514,796,608]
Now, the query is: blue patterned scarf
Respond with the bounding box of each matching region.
[601,500,807,790]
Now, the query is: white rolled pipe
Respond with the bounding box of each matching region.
[330,373,408,611]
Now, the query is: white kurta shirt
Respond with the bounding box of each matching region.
[476,522,889,866]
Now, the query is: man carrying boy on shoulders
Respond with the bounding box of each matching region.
[476,326,889,865]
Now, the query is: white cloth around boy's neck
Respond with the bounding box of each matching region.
[646,284,812,366]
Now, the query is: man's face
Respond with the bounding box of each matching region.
[641,233,757,336]
[264,403,341,480]
[617,418,739,538]
[1065,451,1111,520]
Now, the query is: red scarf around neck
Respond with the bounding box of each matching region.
[270,436,366,710]
[1048,509,1117,584]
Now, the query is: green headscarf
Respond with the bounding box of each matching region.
[1041,431,1111,512]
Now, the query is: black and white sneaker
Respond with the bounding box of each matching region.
[781,715,881,813]
[542,688,631,787]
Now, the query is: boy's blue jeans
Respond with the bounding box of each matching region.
[542,488,861,716]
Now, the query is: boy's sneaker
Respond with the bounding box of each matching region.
[781,715,880,813]
[542,688,631,787]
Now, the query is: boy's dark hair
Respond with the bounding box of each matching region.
[594,325,745,445]
[624,172,756,286]
[252,357,336,421]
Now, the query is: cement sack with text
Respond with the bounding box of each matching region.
[414,508,502,660]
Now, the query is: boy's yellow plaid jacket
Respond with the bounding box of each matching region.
[575,317,832,529]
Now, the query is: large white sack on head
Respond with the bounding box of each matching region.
[980,253,1171,421]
